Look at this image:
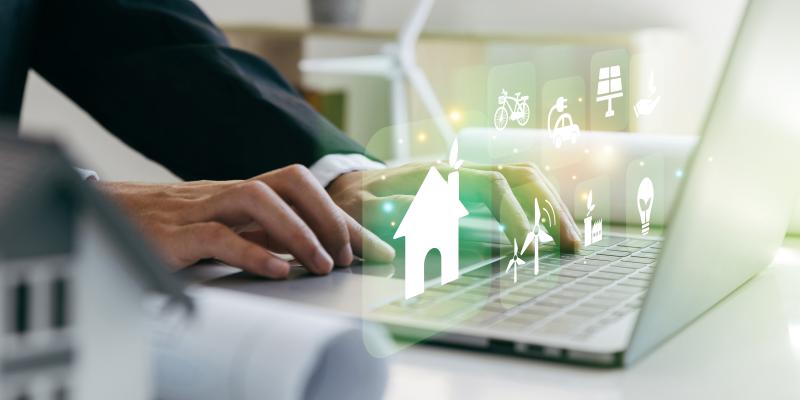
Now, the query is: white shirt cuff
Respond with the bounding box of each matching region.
[308,154,385,187]
[75,167,99,181]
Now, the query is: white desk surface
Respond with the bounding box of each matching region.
[383,239,800,400]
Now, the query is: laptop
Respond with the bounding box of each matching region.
[198,0,800,367]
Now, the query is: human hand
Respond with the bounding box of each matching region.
[99,164,395,278]
[327,162,582,253]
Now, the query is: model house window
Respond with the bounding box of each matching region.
[51,277,69,329]
[7,279,30,335]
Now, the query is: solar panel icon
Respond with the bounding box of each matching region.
[596,65,623,117]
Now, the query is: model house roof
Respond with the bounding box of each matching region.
[0,133,191,310]
[394,166,468,239]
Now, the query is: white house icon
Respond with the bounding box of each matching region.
[393,140,469,299]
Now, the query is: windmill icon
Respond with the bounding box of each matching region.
[521,198,554,276]
[505,238,526,283]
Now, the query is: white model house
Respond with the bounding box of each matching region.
[394,141,468,299]
[0,136,190,400]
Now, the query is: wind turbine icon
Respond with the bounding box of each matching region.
[522,198,554,276]
[506,239,525,283]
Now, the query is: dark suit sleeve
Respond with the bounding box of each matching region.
[30,0,373,181]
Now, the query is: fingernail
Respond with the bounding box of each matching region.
[569,234,582,252]
[314,250,334,274]
[265,259,289,278]
[376,242,396,262]
[337,243,354,266]
[363,239,396,263]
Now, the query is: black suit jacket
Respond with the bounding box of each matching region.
[0,0,370,180]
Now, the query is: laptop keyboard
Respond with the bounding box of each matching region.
[372,235,661,340]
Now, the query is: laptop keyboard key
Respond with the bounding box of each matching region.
[517,303,560,316]
[593,291,631,301]
[615,261,646,269]
[538,296,576,308]
[608,284,645,294]
[450,292,490,304]
[512,285,551,298]
[567,306,603,317]
[619,278,650,288]
[621,239,655,248]
[541,274,578,286]
[624,256,654,264]
[579,297,620,310]
[579,259,610,267]
[554,269,588,278]
[498,293,532,305]
[482,301,511,313]
[552,289,588,298]
[591,271,626,281]
[416,303,467,319]
[577,277,614,286]
[628,273,652,282]
[593,236,626,246]
[601,266,637,275]
[568,283,601,293]
[587,254,620,262]
[598,250,631,257]
[565,263,603,273]
[461,310,502,326]
[634,252,658,259]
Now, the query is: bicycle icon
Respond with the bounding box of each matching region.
[493,89,530,131]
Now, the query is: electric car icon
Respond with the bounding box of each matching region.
[547,96,580,148]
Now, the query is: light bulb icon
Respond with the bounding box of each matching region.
[637,177,654,235]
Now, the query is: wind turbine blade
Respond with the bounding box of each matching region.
[513,238,518,256]
[516,258,525,266]
[534,198,541,224]
[506,259,515,272]
[540,229,554,244]
[405,64,455,143]
[521,232,533,254]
